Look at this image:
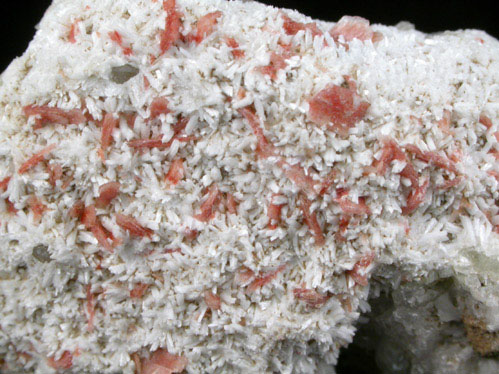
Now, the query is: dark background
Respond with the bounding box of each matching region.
[0,0,496,373]
[0,0,498,73]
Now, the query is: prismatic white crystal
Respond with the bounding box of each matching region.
[0,0,498,373]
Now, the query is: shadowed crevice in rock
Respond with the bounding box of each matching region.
[336,338,382,374]
[338,267,499,374]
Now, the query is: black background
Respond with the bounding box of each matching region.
[0,0,497,373]
[0,0,498,72]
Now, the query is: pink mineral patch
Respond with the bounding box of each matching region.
[69,201,85,219]
[488,170,499,181]
[0,176,11,192]
[347,252,375,286]
[6,199,17,215]
[299,194,325,246]
[203,291,221,311]
[108,30,123,45]
[141,349,188,374]
[149,97,170,119]
[183,228,199,241]
[402,179,430,215]
[17,351,32,364]
[81,205,97,229]
[81,205,115,252]
[318,170,337,195]
[23,105,86,129]
[116,213,153,238]
[267,194,285,229]
[194,185,221,222]
[122,112,137,129]
[165,159,185,186]
[189,11,223,44]
[234,266,255,286]
[172,117,188,135]
[95,182,121,208]
[367,137,405,176]
[335,195,371,216]
[405,144,458,174]
[68,19,80,44]
[490,149,499,160]
[100,113,119,157]
[86,284,95,332]
[308,81,370,136]
[18,144,56,174]
[366,137,419,187]
[247,264,286,292]
[130,283,149,299]
[281,13,322,37]
[436,177,463,190]
[257,51,289,81]
[238,107,277,159]
[129,137,171,150]
[479,114,493,129]
[293,288,330,308]
[47,163,63,187]
[329,16,374,43]
[277,160,318,197]
[27,196,47,223]
[47,351,73,370]
[436,109,454,135]
[144,76,151,90]
[224,193,238,215]
[160,0,182,54]
[225,37,245,59]
[399,161,420,188]
[336,215,351,242]
[108,30,133,56]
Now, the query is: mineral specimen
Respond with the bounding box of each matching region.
[0,0,498,373]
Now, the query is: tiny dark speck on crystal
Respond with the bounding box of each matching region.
[111,64,139,84]
[32,244,51,262]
